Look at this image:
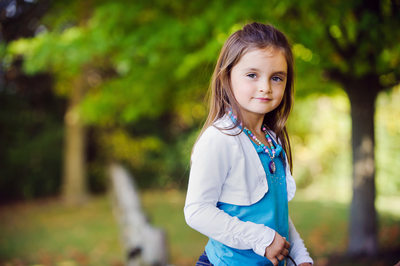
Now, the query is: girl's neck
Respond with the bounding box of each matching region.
[241,112,265,135]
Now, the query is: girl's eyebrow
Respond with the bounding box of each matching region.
[273,71,287,76]
[243,68,287,76]
[244,67,261,72]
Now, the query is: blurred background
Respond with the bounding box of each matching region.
[0,0,399,265]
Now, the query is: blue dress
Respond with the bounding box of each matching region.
[205,136,289,266]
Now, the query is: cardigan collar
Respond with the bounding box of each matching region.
[215,114,283,157]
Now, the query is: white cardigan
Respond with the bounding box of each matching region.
[184,115,313,265]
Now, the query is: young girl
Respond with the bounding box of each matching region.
[184,22,313,266]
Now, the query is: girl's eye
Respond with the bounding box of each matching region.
[272,76,284,82]
[247,73,257,79]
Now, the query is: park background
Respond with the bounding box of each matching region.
[0,0,399,265]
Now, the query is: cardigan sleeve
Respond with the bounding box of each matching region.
[287,216,314,265]
[184,126,276,256]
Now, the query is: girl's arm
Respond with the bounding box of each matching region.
[287,217,313,265]
[185,199,276,256]
[184,126,276,257]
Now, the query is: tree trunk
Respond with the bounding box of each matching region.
[61,76,88,205]
[346,79,379,256]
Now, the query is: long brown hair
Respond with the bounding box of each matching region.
[199,22,295,172]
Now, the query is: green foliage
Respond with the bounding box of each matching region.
[0,88,64,200]
[3,0,400,196]
[282,0,400,80]
[288,91,352,189]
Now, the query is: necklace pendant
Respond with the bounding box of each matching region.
[268,161,276,174]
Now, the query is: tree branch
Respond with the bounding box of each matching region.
[381,71,400,90]
[325,25,357,62]
[325,68,350,86]
[391,0,400,16]
[326,26,347,59]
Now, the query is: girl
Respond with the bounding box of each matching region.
[184,22,313,266]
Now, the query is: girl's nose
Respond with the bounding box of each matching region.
[259,83,272,93]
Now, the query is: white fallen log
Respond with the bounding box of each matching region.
[110,163,168,266]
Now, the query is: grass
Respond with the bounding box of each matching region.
[0,196,124,266]
[0,190,399,266]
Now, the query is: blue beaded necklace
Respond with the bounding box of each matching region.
[228,111,277,174]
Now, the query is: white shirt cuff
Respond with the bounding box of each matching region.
[253,227,275,257]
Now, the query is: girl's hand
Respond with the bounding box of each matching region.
[264,232,290,266]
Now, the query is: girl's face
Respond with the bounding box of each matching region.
[230,47,287,123]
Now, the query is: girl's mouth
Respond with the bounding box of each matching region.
[255,97,271,101]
